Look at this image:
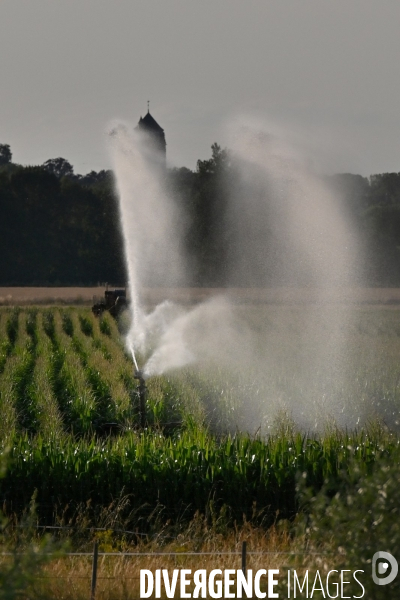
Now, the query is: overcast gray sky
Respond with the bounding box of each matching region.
[1,0,400,176]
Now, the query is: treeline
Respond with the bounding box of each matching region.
[171,144,400,286]
[1,143,400,286]
[0,154,124,285]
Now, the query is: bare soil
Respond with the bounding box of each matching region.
[2,286,400,306]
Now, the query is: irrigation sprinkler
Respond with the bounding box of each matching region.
[134,369,147,428]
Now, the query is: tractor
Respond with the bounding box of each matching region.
[92,288,128,318]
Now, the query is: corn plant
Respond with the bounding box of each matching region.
[0,306,400,536]
[5,307,19,349]
[71,311,133,425]
[29,312,64,441]
[8,312,38,434]
[0,312,12,375]
[52,310,97,435]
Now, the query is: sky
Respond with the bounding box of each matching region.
[1,0,400,176]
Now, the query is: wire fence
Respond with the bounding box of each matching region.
[1,539,328,600]
[6,523,328,556]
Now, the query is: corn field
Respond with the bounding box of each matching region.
[0,306,399,530]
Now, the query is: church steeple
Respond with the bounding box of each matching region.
[136,104,166,165]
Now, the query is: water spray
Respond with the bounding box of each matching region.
[130,347,139,373]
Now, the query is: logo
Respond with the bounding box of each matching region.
[372,552,398,586]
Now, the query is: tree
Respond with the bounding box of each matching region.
[76,169,112,187]
[42,157,74,179]
[192,144,234,284]
[369,172,400,206]
[326,173,370,214]
[0,144,12,165]
[196,143,231,176]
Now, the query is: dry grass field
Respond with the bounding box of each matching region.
[27,526,299,600]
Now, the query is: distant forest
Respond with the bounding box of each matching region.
[1,142,400,286]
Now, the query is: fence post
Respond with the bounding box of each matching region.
[90,540,99,600]
[241,540,247,574]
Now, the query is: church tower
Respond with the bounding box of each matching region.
[136,103,166,167]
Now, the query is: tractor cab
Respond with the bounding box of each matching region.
[92,288,128,318]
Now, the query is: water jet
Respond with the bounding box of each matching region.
[109,116,368,433]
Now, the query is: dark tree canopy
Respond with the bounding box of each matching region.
[42,157,74,179]
[2,143,400,286]
[197,143,231,176]
[0,144,12,165]
[76,169,111,187]
[369,172,400,206]
[0,164,125,285]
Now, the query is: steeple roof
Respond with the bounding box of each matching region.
[138,111,164,133]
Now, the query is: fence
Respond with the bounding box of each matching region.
[10,540,324,600]
[1,522,330,599]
